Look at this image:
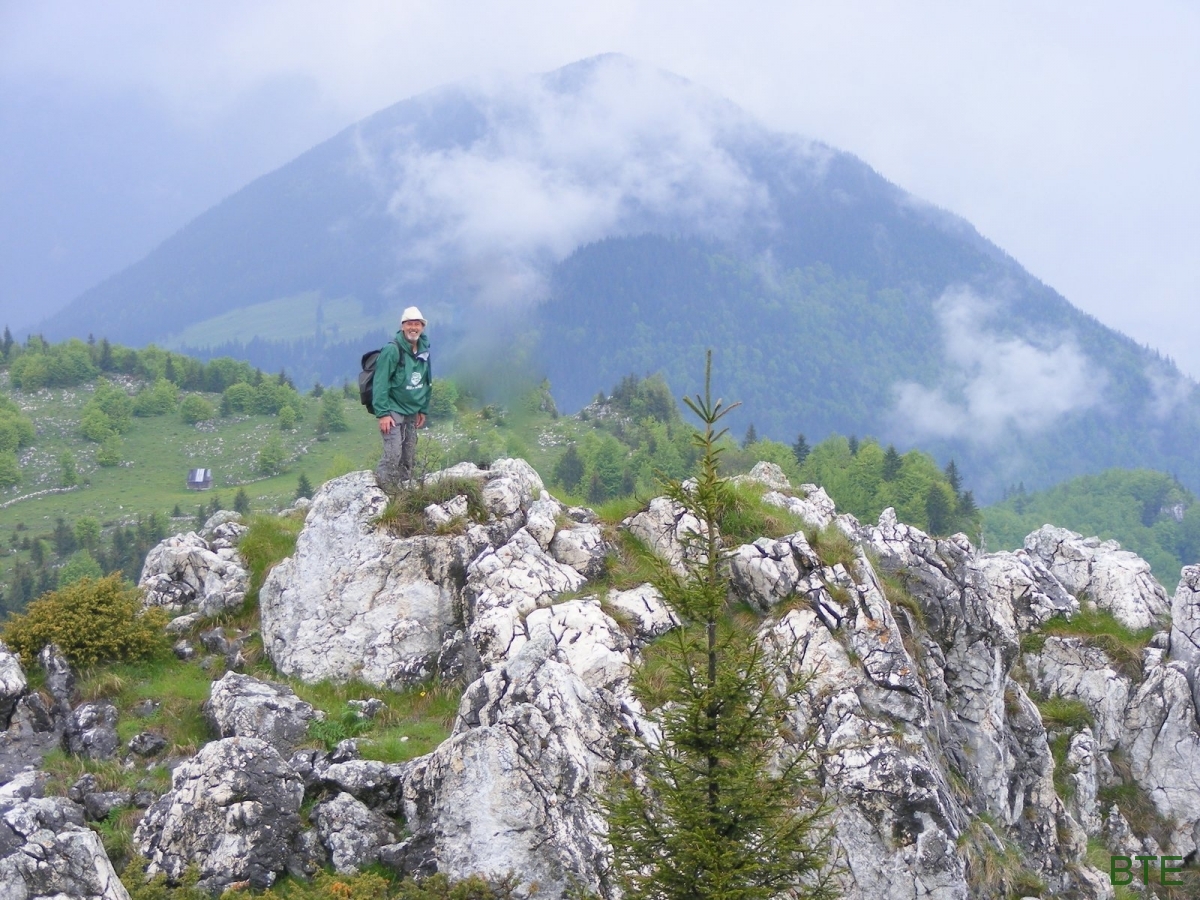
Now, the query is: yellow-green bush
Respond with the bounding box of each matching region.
[1,574,169,669]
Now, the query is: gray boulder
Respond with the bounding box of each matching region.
[39,644,74,711]
[0,795,129,900]
[64,702,119,761]
[139,531,249,617]
[549,522,612,579]
[0,642,25,729]
[133,736,306,892]
[312,791,400,873]
[204,671,317,755]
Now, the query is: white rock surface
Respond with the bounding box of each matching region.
[260,471,488,688]
[1170,565,1200,664]
[139,531,249,617]
[464,528,586,667]
[762,484,837,530]
[1024,525,1170,630]
[623,496,705,575]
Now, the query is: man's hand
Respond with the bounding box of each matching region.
[378,415,395,434]
[415,412,426,429]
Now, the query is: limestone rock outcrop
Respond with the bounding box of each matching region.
[1024,525,1170,630]
[0,795,129,900]
[204,672,317,756]
[139,530,249,617]
[259,470,486,689]
[133,737,307,893]
[7,457,1200,899]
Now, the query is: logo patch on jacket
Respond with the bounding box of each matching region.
[409,372,423,387]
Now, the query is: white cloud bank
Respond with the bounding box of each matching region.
[357,55,778,308]
[891,289,1109,443]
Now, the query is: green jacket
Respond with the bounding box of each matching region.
[372,332,431,420]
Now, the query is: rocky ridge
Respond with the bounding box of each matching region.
[0,458,1197,898]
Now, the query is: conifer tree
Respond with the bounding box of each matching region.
[605,352,836,900]
[925,483,953,535]
[944,459,962,496]
[553,444,584,494]
[792,433,810,466]
[882,444,902,482]
[295,473,314,500]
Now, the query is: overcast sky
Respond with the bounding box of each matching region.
[2,1,1197,376]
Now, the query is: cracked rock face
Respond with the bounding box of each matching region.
[1120,658,1200,858]
[1170,565,1200,665]
[1024,525,1169,630]
[0,642,26,730]
[0,795,130,900]
[260,471,489,689]
[133,736,306,892]
[622,496,706,575]
[139,531,249,617]
[400,631,626,898]
[312,791,400,874]
[464,528,586,668]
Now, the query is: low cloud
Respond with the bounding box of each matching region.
[890,289,1109,443]
[1145,362,1195,419]
[358,55,774,308]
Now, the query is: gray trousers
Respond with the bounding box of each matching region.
[375,416,418,492]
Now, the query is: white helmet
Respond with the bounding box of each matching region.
[401,306,426,324]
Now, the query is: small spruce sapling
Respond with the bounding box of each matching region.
[604,351,837,900]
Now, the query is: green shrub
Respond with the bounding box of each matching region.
[96,435,123,467]
[316,391,350,433]
[179,394,215,424]
[58,549,103,586]
[132,378,178,417]
[1,574,169,669]
[257,434,287,476]
[0,450,19,488]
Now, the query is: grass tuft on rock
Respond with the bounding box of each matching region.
[374,477,486,537]
[1038,608,1156,679]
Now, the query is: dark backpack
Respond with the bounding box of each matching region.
[358,339,401,415]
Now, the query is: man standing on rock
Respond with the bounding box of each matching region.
[373,306,431,492]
